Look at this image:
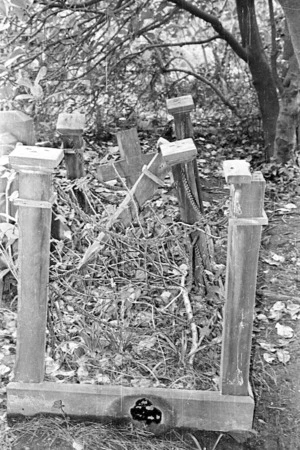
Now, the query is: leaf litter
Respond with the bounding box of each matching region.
[1,125,300,448]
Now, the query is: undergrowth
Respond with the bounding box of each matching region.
[45,166,228,391]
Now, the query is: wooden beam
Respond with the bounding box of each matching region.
[9,145,64,383]
[7,381,254,433]
[97,128,156,188]
[220,161,267,396]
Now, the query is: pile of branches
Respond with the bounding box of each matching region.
[46,171,227,391]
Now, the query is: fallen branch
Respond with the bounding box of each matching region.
[258,289,300,304]
[180,264,198,366]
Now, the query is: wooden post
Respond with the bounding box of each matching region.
[97,128,155,188]
[166,95,209,289]
[9,145,64,382]
[0,111,36,221]
[56,112,85,180]
[220,160,268,396]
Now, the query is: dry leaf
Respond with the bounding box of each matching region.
[259,342,276,352]
[277,349,290,364]
[263,353,276,363]
[275,323,294,338]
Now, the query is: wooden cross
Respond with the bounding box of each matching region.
[97,128,156,188]
[79,138,197,267]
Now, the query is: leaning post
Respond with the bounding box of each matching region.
[9,145,64,382]
[221,160,268,396]
[166,95,209,290]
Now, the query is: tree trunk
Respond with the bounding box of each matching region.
[168,0,280,160]
[236,0,279,161]
[278,0,300,68]
[274,23,300,163]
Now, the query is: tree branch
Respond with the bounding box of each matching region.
[141,35,221,48]
[163,67,240,116]
[167,0,249,62]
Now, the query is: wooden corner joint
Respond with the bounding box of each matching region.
[141,165,166,187]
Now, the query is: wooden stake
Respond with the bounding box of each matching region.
[56,112,85,180]
[97,128,155,188]
[9,145,63,382]
[221,161,268,396]
[166,95,209,289]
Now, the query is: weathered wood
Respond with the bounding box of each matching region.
[160,138,197,165]
[230,172,267,219]
[0,132,18,156]
[223,160,252,184]
[10,145,63,170]
[56,113,85,180]
[56,112,85,136]
[220,163,267,396]
[79,152,168,267]
[166,95,194,114]
[166,96,209,289]
[9,145,64,382]
[7,381,254,433]
[107,152,168,227]
[0,111,35,145]
[97,128,155,188]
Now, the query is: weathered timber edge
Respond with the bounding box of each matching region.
[7,381,254,432]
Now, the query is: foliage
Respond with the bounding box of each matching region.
[0,0,284,146]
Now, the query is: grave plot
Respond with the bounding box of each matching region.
[4,96,267,434]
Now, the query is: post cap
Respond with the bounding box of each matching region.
[56,112,85,135]
[161,138,197,166]
[223,160,252,184]
[9,145,64,171]
[166,95,194,114]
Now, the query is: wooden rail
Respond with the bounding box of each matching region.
[5,110,268,434]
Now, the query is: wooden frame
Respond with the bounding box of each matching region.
[6,116,267,434]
